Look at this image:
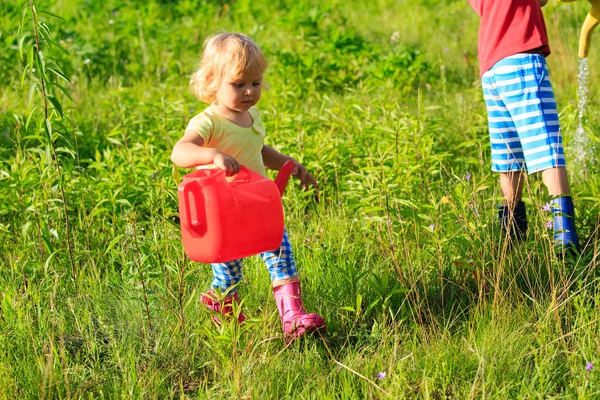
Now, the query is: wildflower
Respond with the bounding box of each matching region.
[586,362,593,371]
[465,172,471,181]
[444,47,449,53]
[542,202,551,212]
[390,31,400,43]
[161,67,167,73]
[377,371,386,380]
[108,19,115,25]
[429,224,435,231]
[545,220,553,229]
[189,108,195,114]
[83,58,91,64]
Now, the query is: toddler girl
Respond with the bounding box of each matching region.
[171,32,325,339]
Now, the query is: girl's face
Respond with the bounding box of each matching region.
[214,70,263,114]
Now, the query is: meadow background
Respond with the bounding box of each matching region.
[1,0,600,398]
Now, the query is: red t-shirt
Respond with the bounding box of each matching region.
[469,0,551,76]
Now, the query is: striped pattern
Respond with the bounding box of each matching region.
[211,229,297,293]
[482,54,565,173]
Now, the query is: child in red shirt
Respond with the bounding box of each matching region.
[469,0,580,253]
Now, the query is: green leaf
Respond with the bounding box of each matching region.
[27,80,38,105]
[25,105,42,131]
[18,34,30,61]
[44,118,52,140]
[35,49,46,77]
[38,22,52,38]
[47,67,71,84]
[52,82,74,103]
[104,234,126,256]
[21,221,32,238]
[47,95,63,117]
[38,9,65,21]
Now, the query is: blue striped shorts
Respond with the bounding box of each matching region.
[482,54,566,174]
[210,228,297,293]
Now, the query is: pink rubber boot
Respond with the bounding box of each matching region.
[272,281,326,339]
[201,291,247,326]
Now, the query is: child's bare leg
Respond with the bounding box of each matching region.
[541,166,570,196]
[499,171,524,205]
[498,171,527,240]
[271,275,299,287]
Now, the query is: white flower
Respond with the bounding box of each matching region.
[84,58,91,64]
[108,19,115,25]
[390,31,400,42]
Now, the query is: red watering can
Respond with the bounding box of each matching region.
[178,160,296,263]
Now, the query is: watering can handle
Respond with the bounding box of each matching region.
[274,160,296,197]
[182,179,204,233]
[232,166,252,182]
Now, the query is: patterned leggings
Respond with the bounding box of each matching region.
[210,229,297,294]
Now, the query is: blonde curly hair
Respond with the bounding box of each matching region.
[190,32,268,103]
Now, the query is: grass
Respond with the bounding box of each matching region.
[1,0,600,398]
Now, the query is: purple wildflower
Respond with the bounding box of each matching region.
[465,173,471,181]
[429,224,435,231]
[444,48,449,53]
[545,220,553,229]
[542,202,551,212]
[377,371,386,380]
[586,362,593,371]
[189,108,195,114]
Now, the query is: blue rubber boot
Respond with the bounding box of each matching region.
[498,200,528,241]
[550,196,580,252]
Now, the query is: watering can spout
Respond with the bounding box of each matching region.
[274,160,296,197]
[579,6,600,58]
[559,0,600,58]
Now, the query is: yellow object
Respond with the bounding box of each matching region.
[559,0,600,58]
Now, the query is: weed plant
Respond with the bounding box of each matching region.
[1,0,599,398]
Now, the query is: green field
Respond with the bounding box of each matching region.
[1,0,600,398]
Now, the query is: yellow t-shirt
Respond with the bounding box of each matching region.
[186,106,267,176]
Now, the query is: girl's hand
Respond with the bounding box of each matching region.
[291,161,319,191]
[213,152,240,176]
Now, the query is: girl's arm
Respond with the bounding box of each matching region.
[262,145,318,191]
[171,130,240,175]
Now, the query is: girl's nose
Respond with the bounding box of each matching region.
[244,88,253,96]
